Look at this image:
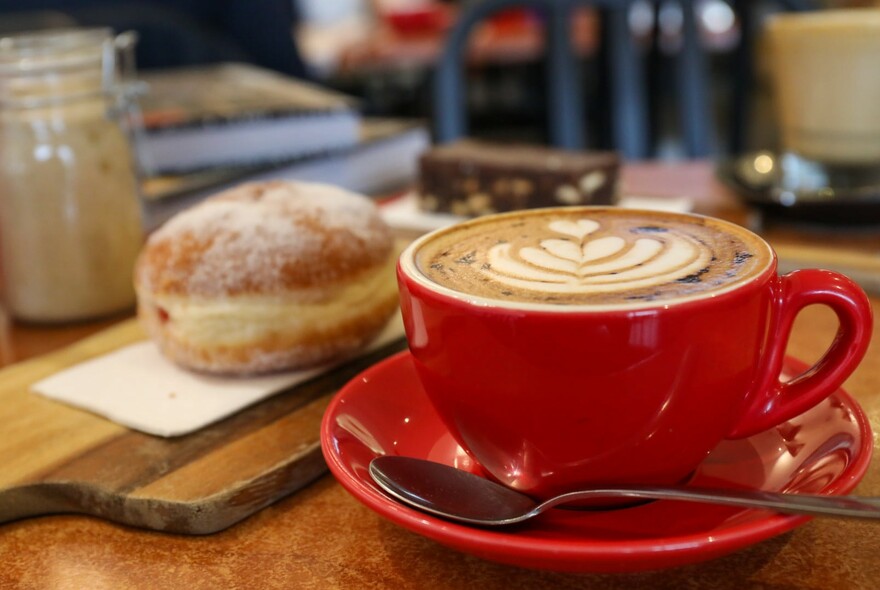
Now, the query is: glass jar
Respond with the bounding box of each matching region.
[0,28,145,323]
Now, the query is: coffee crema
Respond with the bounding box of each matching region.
[412,208,770,306]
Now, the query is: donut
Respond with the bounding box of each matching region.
[134,180,400,375]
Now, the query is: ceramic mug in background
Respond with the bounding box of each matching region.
[767,9,880,166]
[396,207,872,500]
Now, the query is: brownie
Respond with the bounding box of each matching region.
[417,140,620,216]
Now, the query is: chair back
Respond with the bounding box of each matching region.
[433,0,649,159]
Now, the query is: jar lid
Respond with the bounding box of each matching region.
[0,28,140,108]
[0,28,112,76]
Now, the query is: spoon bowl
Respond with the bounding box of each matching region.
[369,456,880,526]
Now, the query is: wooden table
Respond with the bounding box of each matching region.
[2,162,879,589]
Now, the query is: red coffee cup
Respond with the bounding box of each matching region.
[396,207,872,500]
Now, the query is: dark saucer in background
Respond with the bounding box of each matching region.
[717,151,880,226]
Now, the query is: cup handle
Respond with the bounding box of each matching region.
[727,269,873,439]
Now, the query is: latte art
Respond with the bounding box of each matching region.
[483,218,713,294]
[413,208,771,307]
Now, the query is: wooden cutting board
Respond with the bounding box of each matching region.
[0,319,406,535]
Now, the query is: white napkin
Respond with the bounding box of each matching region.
[31,314,406,437]
[379,191,694,233]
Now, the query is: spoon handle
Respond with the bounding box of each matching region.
[538,486,880,519]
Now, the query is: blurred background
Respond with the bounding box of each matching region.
[0,0,873,161]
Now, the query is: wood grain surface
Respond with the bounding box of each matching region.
[0,320,406,534]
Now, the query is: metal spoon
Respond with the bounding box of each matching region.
[369,456,880,526]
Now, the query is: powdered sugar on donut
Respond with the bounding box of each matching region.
[136,180,394,298]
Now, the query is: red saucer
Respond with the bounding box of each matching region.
[320,351,872,573]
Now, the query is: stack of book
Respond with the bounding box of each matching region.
[134,62,430,229]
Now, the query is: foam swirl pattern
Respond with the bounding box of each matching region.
[413,208,768,306]
[483,218,713,294]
